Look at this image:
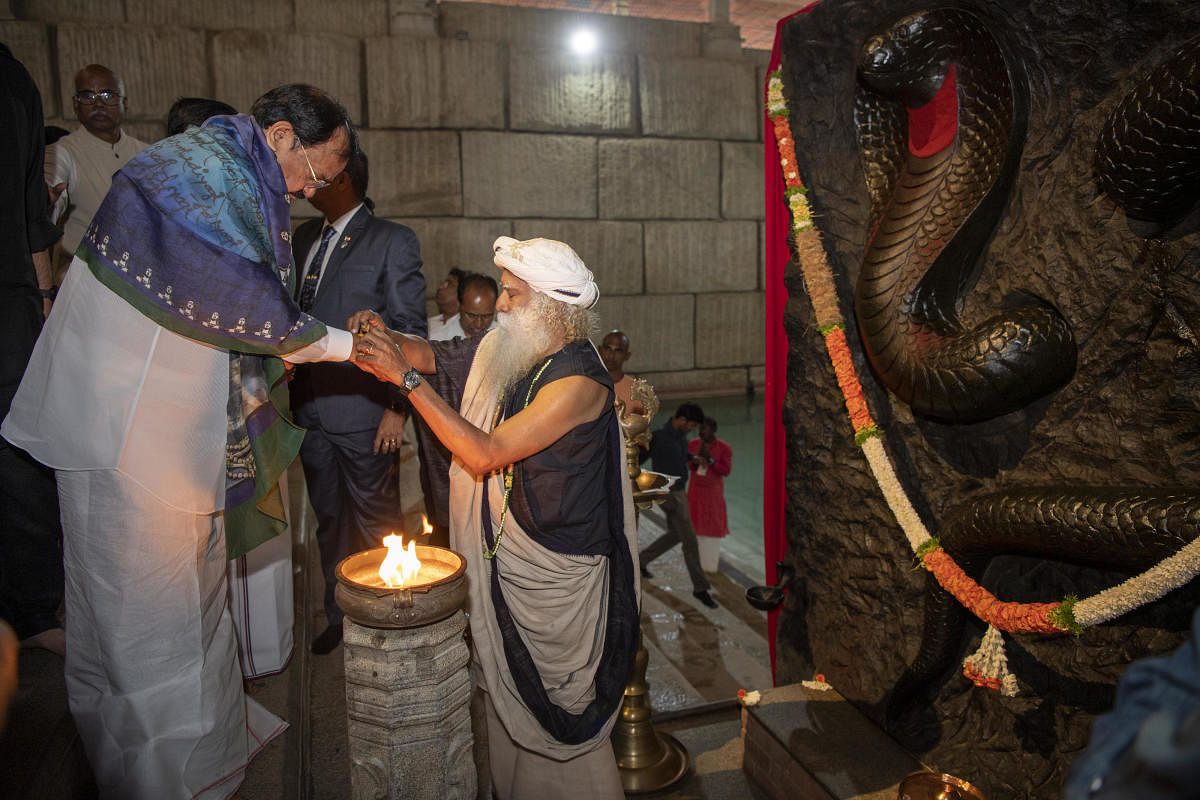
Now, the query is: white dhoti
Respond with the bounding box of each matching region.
[58,469,285,800]
[229,477,295,679]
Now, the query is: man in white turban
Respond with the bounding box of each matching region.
[351,236,639,799]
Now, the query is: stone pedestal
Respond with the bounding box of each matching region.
[343,612,475,800]
[742,684,925,800]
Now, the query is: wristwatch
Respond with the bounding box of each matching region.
[397,367,423,397]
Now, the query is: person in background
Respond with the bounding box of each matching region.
[687,416,732,555]
[639,402,718,608]
[457,272,499,338]
[1066,606,1200,799]
[0,42,65,658]
[166,96,236,137]
[599,329,645,416]
[45,63,147,285]
[291,148,426,655]
[428,266,467,341]
[412,271,498,547]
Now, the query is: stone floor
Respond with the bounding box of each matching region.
[0,400,777,798]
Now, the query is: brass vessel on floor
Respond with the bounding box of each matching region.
[898,771,988,800]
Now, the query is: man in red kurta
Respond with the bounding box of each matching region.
[687,417,732,539]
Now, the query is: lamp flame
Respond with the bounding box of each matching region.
[422,514,433,536]
[378,534,421,587]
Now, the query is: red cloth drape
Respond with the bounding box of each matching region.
[763,2,821,680]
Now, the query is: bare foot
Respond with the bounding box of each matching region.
[19,627,66,657]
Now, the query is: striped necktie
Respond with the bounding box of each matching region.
[298,225,337,313]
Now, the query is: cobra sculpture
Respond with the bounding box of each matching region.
[855,15,1200,716]
[854,8,1076,423]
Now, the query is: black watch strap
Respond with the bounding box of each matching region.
[397,367,423,397]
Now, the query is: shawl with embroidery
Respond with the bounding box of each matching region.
[79,114,326,557]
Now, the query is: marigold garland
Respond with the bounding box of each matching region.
[823,326,876,435]
[766,68,1200,693]
[922,549,1061,633]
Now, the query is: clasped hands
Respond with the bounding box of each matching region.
[347,309,411,384]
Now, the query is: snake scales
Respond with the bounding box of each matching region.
[849,9,1200,710]
[854,8,1076,423]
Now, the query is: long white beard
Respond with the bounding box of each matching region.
[470,296,559,407]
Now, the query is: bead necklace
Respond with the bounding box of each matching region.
[483,356,554,559]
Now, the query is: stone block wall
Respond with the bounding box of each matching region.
[2,0,770,395]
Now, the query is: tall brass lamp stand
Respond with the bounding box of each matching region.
[611,381,690,794]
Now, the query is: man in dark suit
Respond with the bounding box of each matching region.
[290,149,426,654]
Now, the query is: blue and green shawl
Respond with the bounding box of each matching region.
[79,114,325,558]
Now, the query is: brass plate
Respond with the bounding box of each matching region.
[898,771,988,800]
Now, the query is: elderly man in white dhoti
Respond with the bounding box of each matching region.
[3,84,358,799]
[351,236,641,799]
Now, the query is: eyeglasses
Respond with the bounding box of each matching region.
[298,140,330,191]
[74,89,122,106]
[462,311,495,323]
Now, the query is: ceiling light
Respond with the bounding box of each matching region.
[569,28,598,55]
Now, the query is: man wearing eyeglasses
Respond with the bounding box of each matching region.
[290,149,426,655]
[45,64,147,285]
[4,83,358,799]
[457,272,499,338]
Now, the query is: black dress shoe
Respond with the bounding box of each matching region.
[693,590,718,609]
[640,565,653,579]
[311,622,343,655]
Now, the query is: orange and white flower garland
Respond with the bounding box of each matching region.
[767,69,1200,696]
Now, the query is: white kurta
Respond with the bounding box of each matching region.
[46,127,147,282]
[2,261,350,799]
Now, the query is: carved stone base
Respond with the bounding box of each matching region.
[343,613,475,800]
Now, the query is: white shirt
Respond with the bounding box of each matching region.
[429,313,465,341]
[47,127,148,258]
[429,313,496,341]
[427,313,454,341]
[302,203,362,296]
